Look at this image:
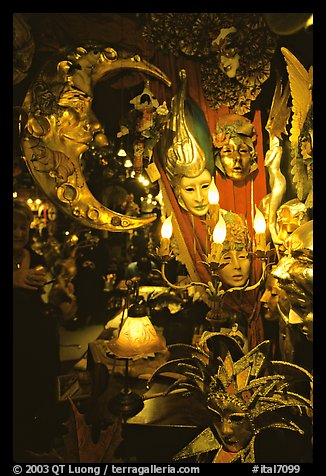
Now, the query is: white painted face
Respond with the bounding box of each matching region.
[211,27,240,78]
[217,249,251,288]
[176,168,212,216]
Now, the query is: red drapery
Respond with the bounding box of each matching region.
[150,51,267,234]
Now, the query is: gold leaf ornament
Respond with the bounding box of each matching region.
[281,47,313,149]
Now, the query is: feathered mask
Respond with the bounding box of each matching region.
[147,332,312,463]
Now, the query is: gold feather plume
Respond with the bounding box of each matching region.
[281,47,313,202]
[281,47,313,149]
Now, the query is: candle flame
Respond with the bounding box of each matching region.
[208,178,219,205]
[213,214,227,243]
[253,206,266,233]
[161,215,173,239]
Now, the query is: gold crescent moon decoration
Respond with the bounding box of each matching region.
[20,43,171,231]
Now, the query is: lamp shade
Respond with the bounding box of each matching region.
[106,303,166,359]
[117,146,127,157]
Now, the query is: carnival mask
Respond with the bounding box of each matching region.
[213,115,257,182]
[158,70,215,216]
[217,250,250,288]
[21,43,171,232]
[260,273,290,322]
[175,168,212,216]
[208,392,254,452]
[276,199,309,250]
[214,210,252,288]
[211,26,240,79]
[147,333,313,463]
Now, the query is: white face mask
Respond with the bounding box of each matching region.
[176,168,212,216]
[211,27,240,79]
[217,249,250,288]
[219,54,240,79]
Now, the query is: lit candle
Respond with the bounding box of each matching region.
[207,178,220,232]
[159,215,173,256]
[208,178,220,206]
[253,206,267,252]
[208,214,227,264]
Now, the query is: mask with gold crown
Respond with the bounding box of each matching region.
[219,209,251,253]
[213,209,252,290]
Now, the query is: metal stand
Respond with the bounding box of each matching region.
[108,359,144,417]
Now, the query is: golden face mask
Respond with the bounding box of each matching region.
[276,198,309,247]
[208,392,254,453]
[213,114,257,181]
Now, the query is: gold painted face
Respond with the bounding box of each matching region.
[43,99,96,157]
[276,200,309,250]
[217,249,250,288]
[176,168,212,216]
[219,54,240,79]
[260,273,289,322]
[208,393,254,452]
[219,138,252,181]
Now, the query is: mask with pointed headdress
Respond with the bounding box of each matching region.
[158,69,215,216]
[146,332,313,463]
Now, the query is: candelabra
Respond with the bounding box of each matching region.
[152,200,271,332]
